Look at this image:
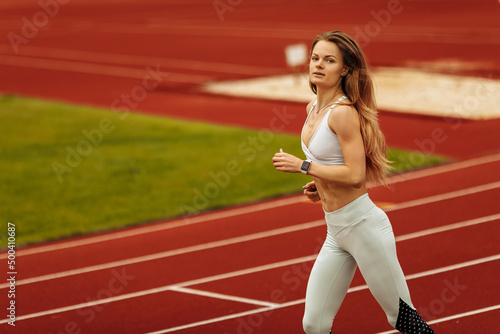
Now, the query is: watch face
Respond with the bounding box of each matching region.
[302,161,311,171]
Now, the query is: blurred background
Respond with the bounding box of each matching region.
[1,0,499,245]
[0,0,499,333]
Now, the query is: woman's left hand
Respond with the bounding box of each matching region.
[272,148,303,173]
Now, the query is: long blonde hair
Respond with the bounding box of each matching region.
[309,30,391,186]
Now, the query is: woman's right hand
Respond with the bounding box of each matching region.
[303,181,320,202]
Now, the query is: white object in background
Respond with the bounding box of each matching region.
[285,43,308,67]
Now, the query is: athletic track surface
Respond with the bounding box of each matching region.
[0,1,499,333]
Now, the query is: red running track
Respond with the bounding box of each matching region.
[0,154,499,333]
[1,1,500,333]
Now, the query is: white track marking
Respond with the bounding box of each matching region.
[0,54,213,83]
[155,249,500,332]
[170,287,280,308]
[2,153,499,260]
[0,220,325,288]
[147,297,305,334]
[0,196,305,259]
[427,304,500,325]
[170,255,318,289]
[384,181,500,212]
[147,255,500,333]
[350,253,500,294]
[383,152,500,186]
[395,213,500,242]
[3,255,319,325]
[153,303,500,334]
[3,254,498,327]
[0,235,498,325]
[376,304,500,334]
[1,196,498,290]
[405,254,500,281]
[146,306,273,334]
[0,44,282,76]
[8,210,492,290]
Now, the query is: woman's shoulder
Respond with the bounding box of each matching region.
[331,102,357,118]
[329,103,360,133]
[335,102,355,112]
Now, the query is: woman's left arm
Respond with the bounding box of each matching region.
[272,105,366,188]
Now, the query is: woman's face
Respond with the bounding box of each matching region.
[309,40,346,89]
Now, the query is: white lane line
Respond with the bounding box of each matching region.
[170,287,280,308]
[427,304,500,325]
[18,211,492,292]
[0,54,213,83]
[166,243,500,318]
[0,44,283,76]
[171,254,318,289]
[385,181,500,212]
[406,254,500,282]
[4,153,498,259]
[0,220,325,288]
[145,255,500,333]
[146,306,274,334]
[0,225,497,325]
[0,196,305,259]
[0,256,317,325]
[376,304,500,334]
[1,198,499,290]
[384,152,500,186]
[348,253,500,294]
[395,213,500,242]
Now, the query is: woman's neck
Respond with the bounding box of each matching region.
[316,85,344,110]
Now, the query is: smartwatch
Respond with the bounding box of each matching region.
[301,160,312,175]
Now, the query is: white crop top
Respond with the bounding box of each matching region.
[301,96,347,166]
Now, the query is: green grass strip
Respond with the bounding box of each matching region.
[0,95,448,247]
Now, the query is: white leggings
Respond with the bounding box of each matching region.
[302,194,431,334]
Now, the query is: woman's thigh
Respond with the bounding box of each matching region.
[303,239,357,333]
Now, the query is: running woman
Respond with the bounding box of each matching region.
[272,31,435,334]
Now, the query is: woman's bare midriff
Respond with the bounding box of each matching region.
[313,176,368,212]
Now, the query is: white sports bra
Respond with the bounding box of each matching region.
[301,96,347,166]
